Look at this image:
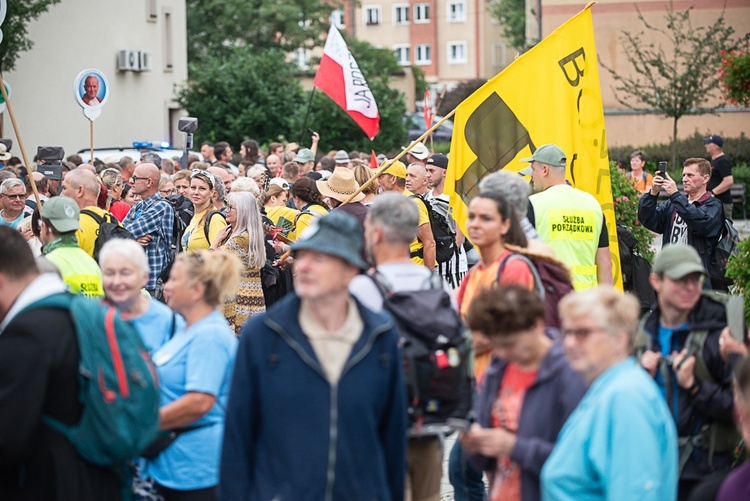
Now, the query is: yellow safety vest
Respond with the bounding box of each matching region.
[530,184,603,290]
[45,245,105,299]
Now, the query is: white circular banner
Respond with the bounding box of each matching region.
[74,68,109,121]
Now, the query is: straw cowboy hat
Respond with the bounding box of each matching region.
[316,167,365,203]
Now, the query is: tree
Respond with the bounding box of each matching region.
[436,79,486,116]
[304,38,407,153]
[176,48,307,147]
[186,0,338,63]
[601,3,739,168]
[0,0,61,72]
[489,0,527,52]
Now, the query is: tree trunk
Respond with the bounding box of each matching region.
[671,117,679,171]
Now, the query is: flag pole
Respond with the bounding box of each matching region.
[342,109,456,204]
[0,73,42,209]
[300,87,317,143]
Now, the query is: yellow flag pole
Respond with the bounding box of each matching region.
[342,109,456,204]
[0,73,42,209]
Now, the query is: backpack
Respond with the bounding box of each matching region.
[496,247,574,329]
[154,196,192,301]
[371,271,472,433]
[81,209,135,262]
[203,209,227,243]
[411,194,458,265]
[617,224,656,314]
[22,293,160,466]
[706,217,741,291]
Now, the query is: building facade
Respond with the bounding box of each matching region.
[3,0,188,160]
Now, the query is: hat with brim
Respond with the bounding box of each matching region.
[703,135,724,148]
[316,167,365,203]
[41,195,81,233]
[405,142,429,161]
[519,144,567,172]
[334,150,350,164]
[381,160,407,179]
[290,211,367,270]
[0,144,11,162]
[653,244,706,280]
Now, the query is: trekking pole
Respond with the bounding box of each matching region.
[341,109,456,204]
[0,72,41,209]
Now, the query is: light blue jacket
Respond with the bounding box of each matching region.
[540,358,678,501]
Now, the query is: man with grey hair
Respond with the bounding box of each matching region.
[349,192,458,501]
[207,166,229,210]
[61,168,113,258]
[140,151,162,168]
[479,169,540,241]
[161,157,175,175]
[0,178,27,229]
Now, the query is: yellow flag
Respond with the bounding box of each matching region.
[445,4,622,289]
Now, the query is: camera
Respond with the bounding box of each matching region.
[37,146,65,181]
[178,117,198,133]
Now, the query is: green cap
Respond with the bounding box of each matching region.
[290,211,367,270]
[40,196,80,233]
[295,148,315,163]
[519,144,567,174]
[652,245,706,280]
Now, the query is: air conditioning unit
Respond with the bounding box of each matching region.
[117,50,139,71]
[138,51,153,72]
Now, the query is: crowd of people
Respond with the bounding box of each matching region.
[0,132,746,501]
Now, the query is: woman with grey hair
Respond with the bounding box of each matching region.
[100,238,184,353]
[541,286,678,500]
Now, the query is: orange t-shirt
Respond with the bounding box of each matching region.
[629,171,653,193]
[489,363,538,501]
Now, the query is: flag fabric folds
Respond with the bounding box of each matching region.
[444,4,622,289]
[314,25,380,140]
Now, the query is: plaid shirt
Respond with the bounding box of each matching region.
[123,193,174,290]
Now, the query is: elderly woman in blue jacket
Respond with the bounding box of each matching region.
[460,285,587,501]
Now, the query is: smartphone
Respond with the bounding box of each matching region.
[727,296,746,342]
[307,128,316,138]
[656,161,667,178]
[446,418,470,433]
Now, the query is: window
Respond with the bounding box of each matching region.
[492,42,507,67]
[414,4,430,23]
[447,1,466,23]
[393,44,410,66]
[447,41,467,64]
[331,9,345,29]
[393,4,409,25]
[364,6,381,26]
[295,48,310,70]
[163,9,173,71]
[146,0,158,22]
[415,44,431,65]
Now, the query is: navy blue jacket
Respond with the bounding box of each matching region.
[472,342,587,501]
[219,294,407,501]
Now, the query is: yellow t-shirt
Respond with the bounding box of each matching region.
[265,205,299,238]
[183,208,228,252]
[290,203,329,241]
[403,191,430,265]
[77,206,115,258]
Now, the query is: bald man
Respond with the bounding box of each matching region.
[61,168,109,257]
[123,163,175,293]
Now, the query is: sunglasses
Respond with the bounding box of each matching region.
[1,194,25,200]
[190,169,215,189]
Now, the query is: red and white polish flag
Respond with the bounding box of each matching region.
[314,25,380,140]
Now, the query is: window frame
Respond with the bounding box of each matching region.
[447,41,467,64]
[415,44,432,66]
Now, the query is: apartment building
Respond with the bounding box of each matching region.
[336,0,515,91]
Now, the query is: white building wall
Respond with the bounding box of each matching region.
[3,0,188,160]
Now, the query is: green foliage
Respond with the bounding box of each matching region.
[304,38,407,152]
[0,0,61,72]
[437,79,487,116]
[719,50,750,107]
[600,3,739,168]
[726,238,750,325]
[610,162,655,260]
[176,48,306,147]
[412,66,428,100]
[185,0,338,63]
[489,0,527,52]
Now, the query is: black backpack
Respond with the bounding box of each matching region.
[371,271,472,433]
[154,195,193,301]
[410,194,458,264]
[81,209,135,262]
[203,209,227,243]
[617,225,656,313]
[706,217,740,291]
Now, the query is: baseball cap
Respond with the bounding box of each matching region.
[426,154,448,169]
[40,196,81,233]
[334,150,350,164]
[406,142,429,161]
[294,148,315,163]
[519,144,567,175]
[703,135,724,148]
[652,245,706,280]
[269,178,291,190]
[290,211,367,270]
[381,160,407,179]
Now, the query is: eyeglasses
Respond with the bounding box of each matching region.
[562,327,607,341]
[130,175,150,183]
[225,204,235,212]
[160,188,176,196]
[191,169,215,189]
[1,194,25,200]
